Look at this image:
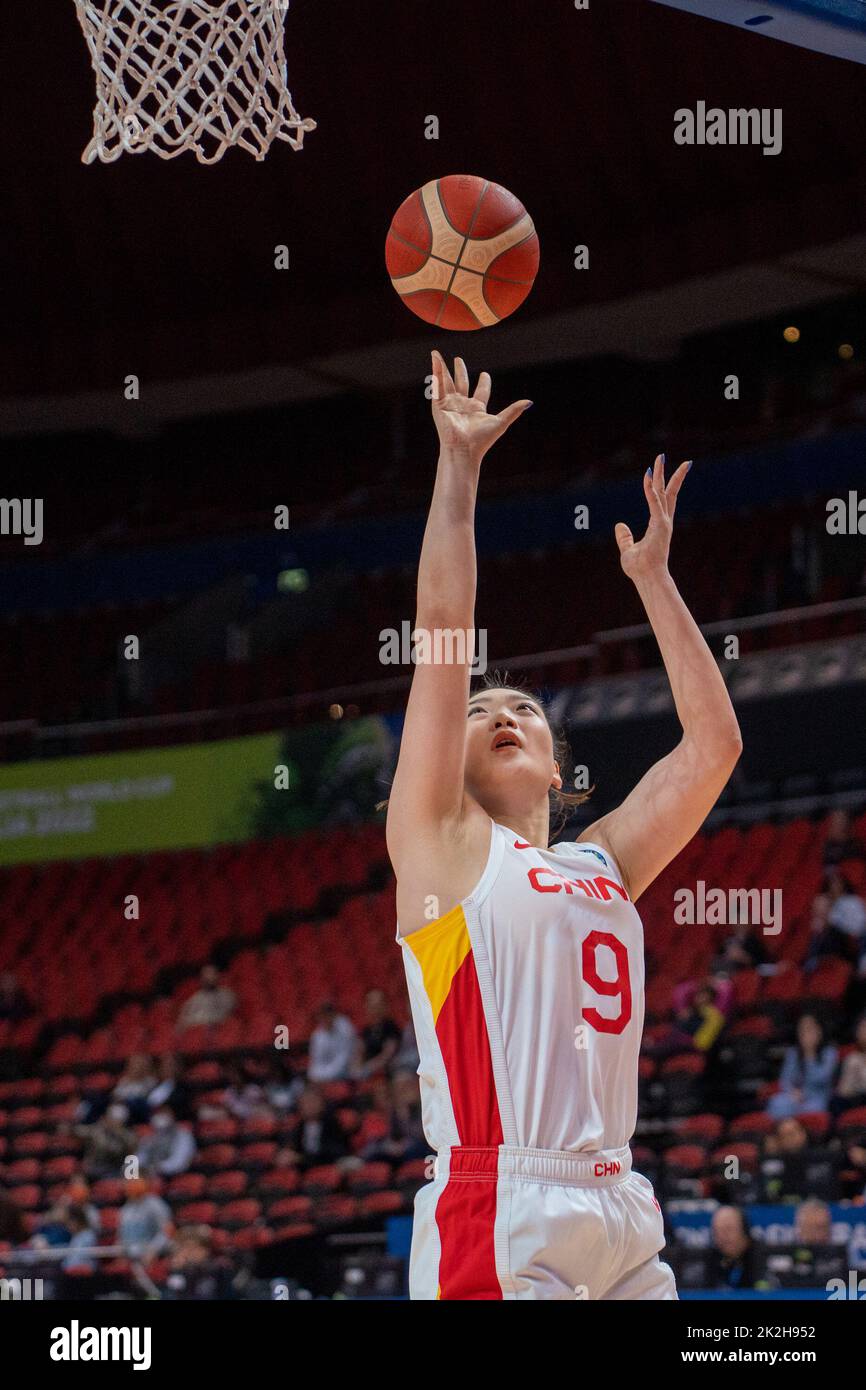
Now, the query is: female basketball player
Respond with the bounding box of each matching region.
[386,352,742,1300]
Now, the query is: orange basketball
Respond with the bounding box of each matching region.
[385,174,539,331]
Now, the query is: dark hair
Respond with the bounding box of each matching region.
[377,668,593,842]
[65,1204,89,1231]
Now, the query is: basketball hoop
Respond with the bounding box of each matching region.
[73,0,316,164]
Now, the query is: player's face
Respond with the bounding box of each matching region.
[464,689,561,812]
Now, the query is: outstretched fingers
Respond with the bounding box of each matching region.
[614,520,634,556]
[431,349,456,401]
[494,398,534,435]
[453,356,470,396]
[643,456,666,518]
[664,459,692,516]
[473,370,492,407]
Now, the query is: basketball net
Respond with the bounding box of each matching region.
[73,0,316,164]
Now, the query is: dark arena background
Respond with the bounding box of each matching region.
[2,0,866,1354]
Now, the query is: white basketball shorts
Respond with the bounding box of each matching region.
[408,1144,678,1300]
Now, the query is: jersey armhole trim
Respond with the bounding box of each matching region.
[395,818,501,945]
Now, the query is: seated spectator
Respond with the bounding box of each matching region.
[752,1198,848,1288]
[159,1225,233,1300]
[851,937,866,1017]
[645,979,728,1058]
[0,971,32,1022]
[759,1117,840,1203]
[118,1178,173,1258]
[831,1013,866,1117]
[674,973,734,1018]
[112,1053,158,1124]
[76,1103,137,1179]
[62,1177,101,1235]
[707,1206,756,1291]
[845,1141,866,1200]
[61,1205,98,1274]
[307,1001,357,1082]
[137,1105,197,1178]
[794,1198,833,1246]
[825,869,866,943]
[218,1060,269,1120]
[355,988,401,1079]
[176,965,236,1031]
[0,1188,27,1246]
[803,893,854,973]
[767,1014,838,1118]
[393,1019,420,1075]
[31,1202,74,1249]
[361,1071,427,1163]
[263,1053,305,1113]
[145,1053,193,1123]
[716,920,768,973]
[277,1085,349,1170]
[823,809,864,867]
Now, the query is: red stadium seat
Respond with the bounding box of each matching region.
[664,1145,706,1174]
[728,1015,775,1039]
[209,1170,248,1198]
[729,1111,776,1142]
[196,1143,238,1171]
[836,1106,866,1136]
[13,1131,50,1155]
[300,1165,343,1195]
[7,1106,43,1131]
[259,1168,301,1195]
[315,1195,358,1226]
[804,959,852,1001]
[165,1173,207,1200]
[266,1195,314,1222]
[710,1142,759,1172]
[237,1142,278,1170]
[91,1179,127,1205]
[11,1185,42,1210]
[197,1118,239,1144]
[42,1156,78,1181]
[660,1053,705,1076]
[395,1159,428,1187]
[175,1201,218,1224]
[796,1111,831,1142]
[270,1223,316,1243]
[346,1162,392,1194]
[358,1190,404,1216]
[217,1199,261,1229]
[677,1114,724,1144]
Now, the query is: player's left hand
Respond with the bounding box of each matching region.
[614,454,690,582]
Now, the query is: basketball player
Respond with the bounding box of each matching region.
[386,352,743,1300]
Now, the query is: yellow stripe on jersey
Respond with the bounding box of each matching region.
[404,903,472,1025]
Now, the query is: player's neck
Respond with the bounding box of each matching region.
[490,802,550,850]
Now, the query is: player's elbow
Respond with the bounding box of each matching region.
[708,727,743,773]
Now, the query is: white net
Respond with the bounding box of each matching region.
[74,0,316,164]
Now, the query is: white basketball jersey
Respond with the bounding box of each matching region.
[396,820,645,1154]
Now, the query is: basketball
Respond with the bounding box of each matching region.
[385,174,539,331]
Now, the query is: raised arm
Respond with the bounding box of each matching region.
[386,353,531,919]
[580,455,743,901]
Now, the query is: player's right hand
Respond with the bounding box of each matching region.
[431,350,532,464]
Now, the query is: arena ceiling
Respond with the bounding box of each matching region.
[3,0,865,432]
